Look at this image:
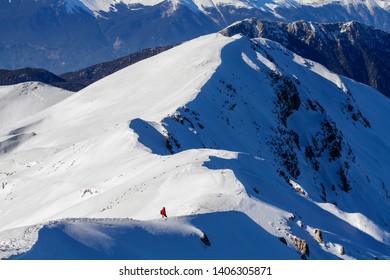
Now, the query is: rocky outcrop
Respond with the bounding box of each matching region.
[314,229,324,243]
[291,236,309,258]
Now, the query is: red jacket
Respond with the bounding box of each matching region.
[160,207,167,217]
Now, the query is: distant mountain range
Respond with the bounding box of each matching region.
[0,68,66,86]
[2,18,388,99]
[1,0,389,73]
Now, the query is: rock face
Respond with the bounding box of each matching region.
[314,229,324,243]
[221,19,390,98]
[291,236,309,257]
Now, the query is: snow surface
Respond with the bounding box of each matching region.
[7,212,299,259]
[0,32,389,259]
[0,83,72,134]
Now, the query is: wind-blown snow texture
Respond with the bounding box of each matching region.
[0,33,389,260]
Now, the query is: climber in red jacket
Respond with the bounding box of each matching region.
[160,207,167,218]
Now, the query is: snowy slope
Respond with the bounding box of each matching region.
[220,19,390,98]
[0,83,72,134]
[0,32,389,259]
[7,212,299,259]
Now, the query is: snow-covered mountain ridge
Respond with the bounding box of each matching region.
[65,0,390,14]
[221,19,390,98]
[0,32,389,259]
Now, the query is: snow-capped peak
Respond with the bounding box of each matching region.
[64,0,390,17]
[139,0,390,11]
[65,0,117,14]
[273,0,389,11]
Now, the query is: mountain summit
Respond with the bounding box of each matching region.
[1,31,389,259]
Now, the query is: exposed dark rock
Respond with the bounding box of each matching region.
[269,127,301,180]
[200,232,211,247]
[0,68,65,85]
[340,245,345,255]
[314,229,324,243]
[279,237,287,245]
[291,236,309,257]
[273,76,301,127]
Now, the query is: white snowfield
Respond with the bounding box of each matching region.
[0,83,73,135]
[0,32,389,259]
